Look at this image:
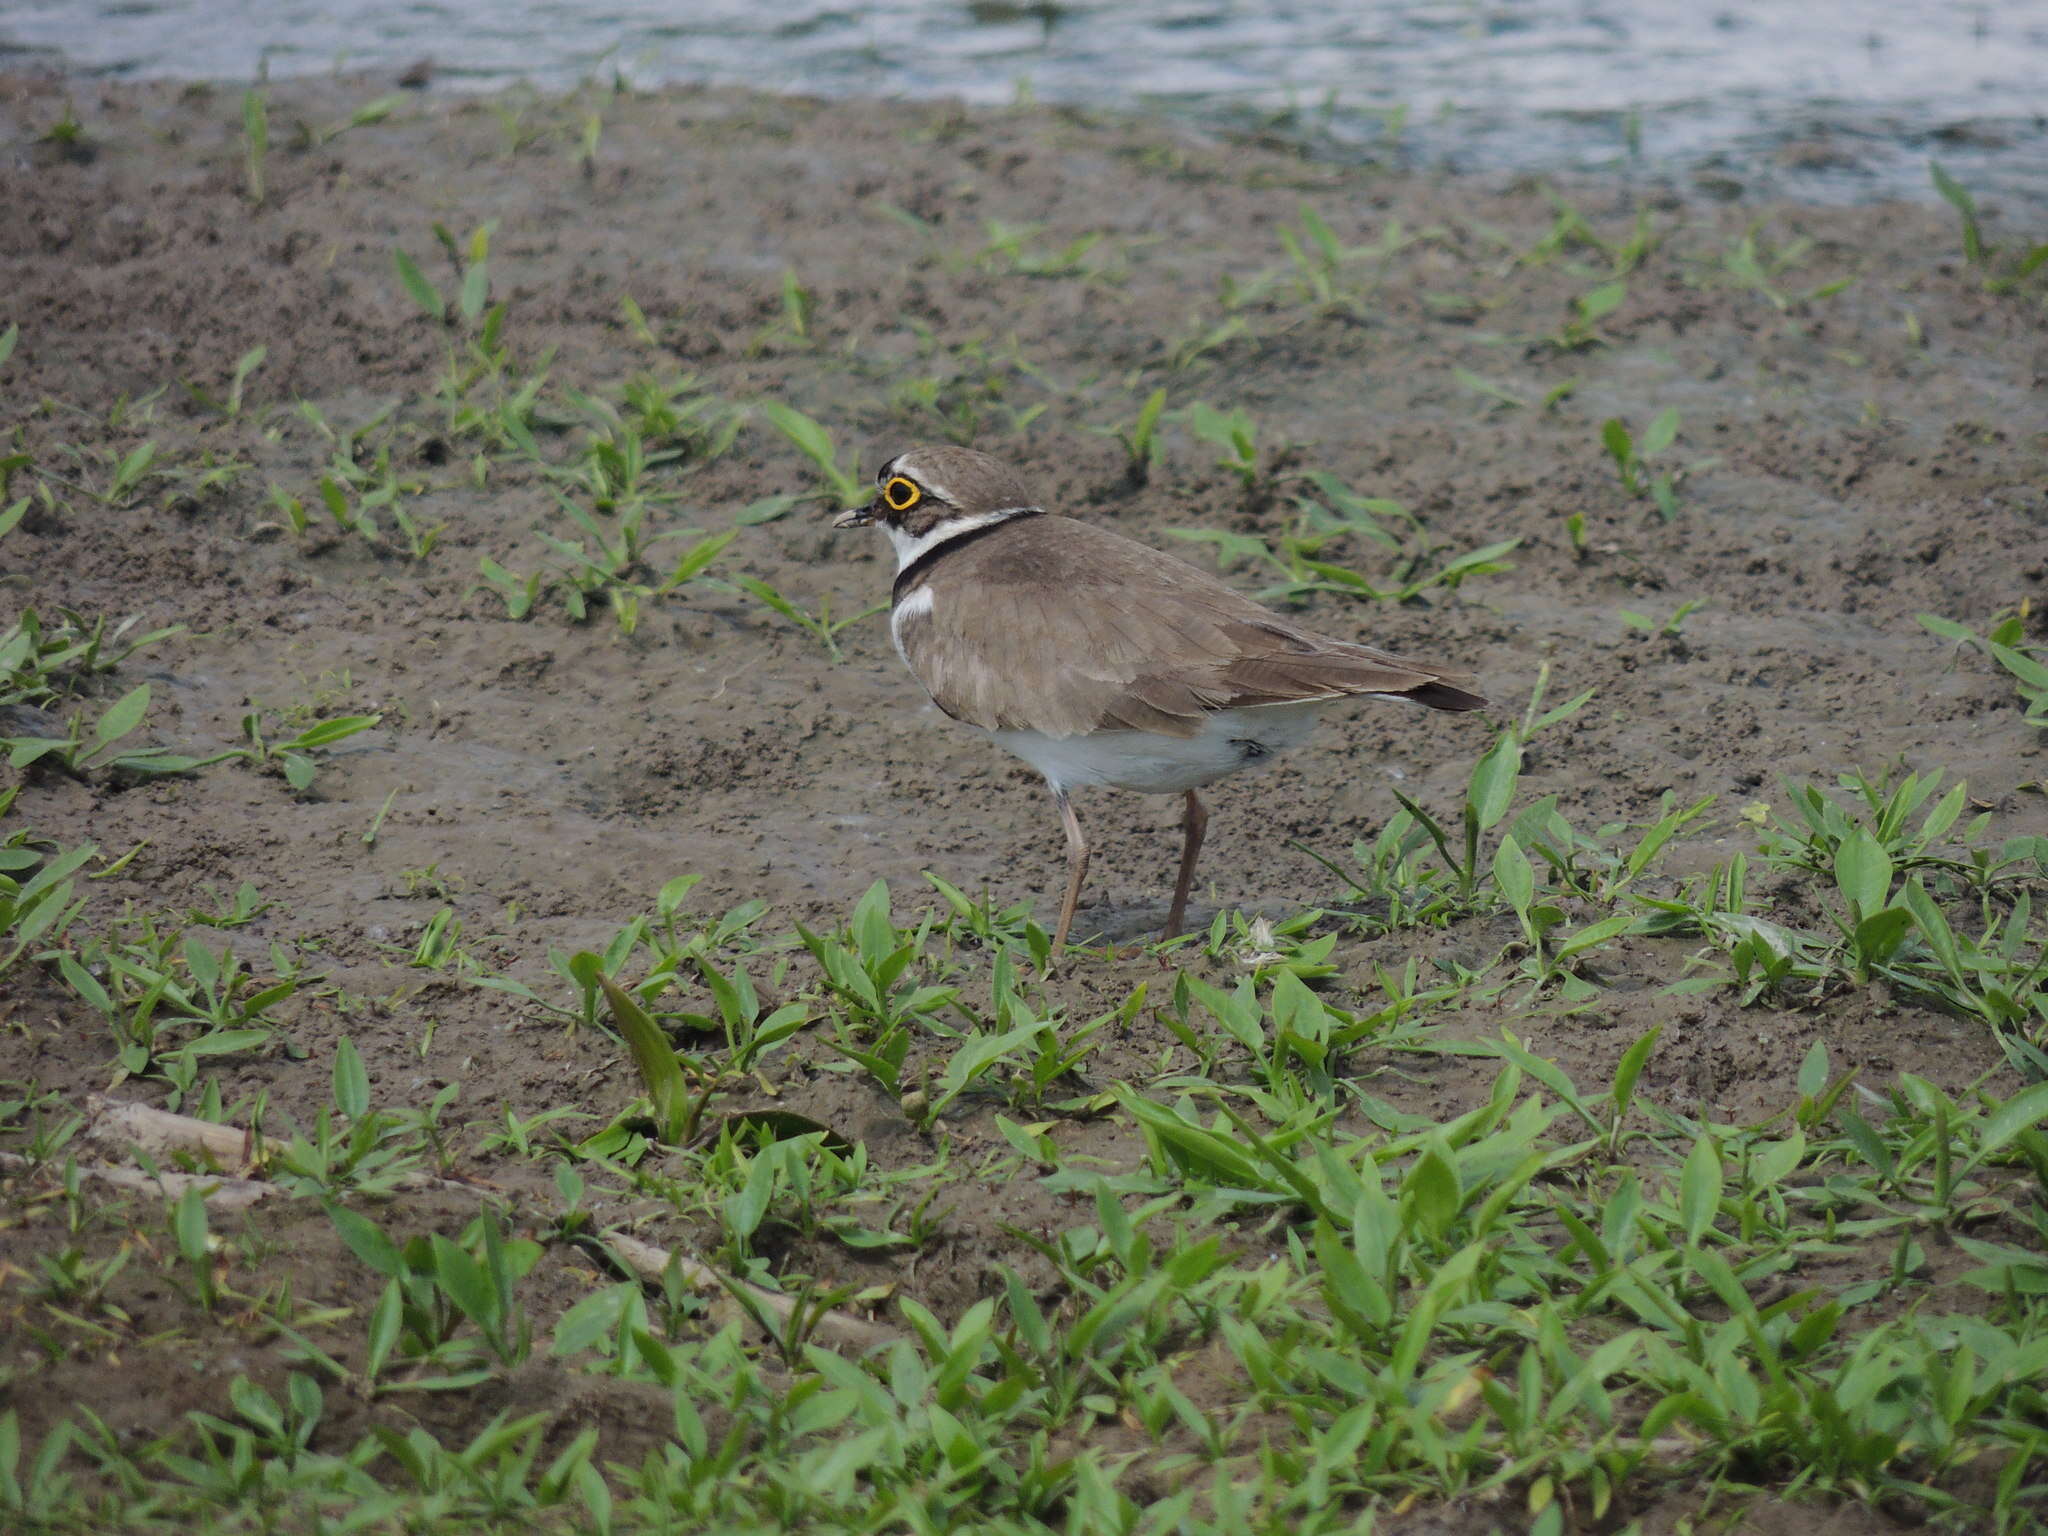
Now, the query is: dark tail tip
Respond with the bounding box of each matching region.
[1407,681,1490,712]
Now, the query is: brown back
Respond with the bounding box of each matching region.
[894,514,1486,737]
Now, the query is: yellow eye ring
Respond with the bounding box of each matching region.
[883,476,921,512]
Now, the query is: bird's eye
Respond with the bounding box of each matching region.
[883,476,922,512]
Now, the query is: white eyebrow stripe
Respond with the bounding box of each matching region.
[881,506,1038,573]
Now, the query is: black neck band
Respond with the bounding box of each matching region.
[892,508,1042,605]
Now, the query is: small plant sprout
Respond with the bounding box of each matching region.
[974,220,1113,281]
[757,402,863,505]
[1601,406,1690,519]
[619,293,659,346]
[1259,203,1416,319]
[1167,312,1248,372]
[476,557,544,620]
[1931,161,2048,293]
[2,608,185,708]
[1621,599,1706,638]
[238,708,383,794]
[1919,611,2048,729]
[1563,510,1589,555]
[291,91,403,150]
[1169,474,1517,608]
[779,270,812,340]
[185,346,267,419]
[40,99,86,149]
[395,222,496,328]
[1549,279,1627,350]
[5,682,236,780]
[1112,386,1167,484]
[1709,223,1856,311]
[1176,401,1263,491]
[100,441,160,507]
[750,270,817,353]
[241,90,269,206]
[734,576,885,664]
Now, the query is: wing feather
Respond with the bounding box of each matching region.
[896,516,1486,736]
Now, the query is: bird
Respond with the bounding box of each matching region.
[832,445,1488,954]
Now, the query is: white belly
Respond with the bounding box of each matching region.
[990,702,1326,795]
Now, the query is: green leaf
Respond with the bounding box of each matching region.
[1577,280,1627,323]
[723,1149,776,1239]
[109,440,157,499]
[178,1028,271,1059]
[733,575,799,623]
[1649,475,1679,521]
[458,261,490,323]
[392,248,446,320]
[1929,161,1983,264]
[662,528,736,587]
[283,714,382,751]
[1117,1090,1267,1189]
[229,344,266,396]
[1556,910,1633,962]
[1610,1026,1662,1116]
[1466,731,1521,832]
[849,879,894,965]
[1492,834,1534,916]
[333,1037,370,1119]
[1638,406,1680,459]
[928,1021,1041,1118]
[365,1279,402,1378]
[599,972,693,1143]
[1968,1081,2048,1172]
[1131,385,1167,448]
[0,323,18,369]
[430,1234,495,1329]
[56,952,114,1017]
[1989,641,2048,695]
[1678,1134,1723,1247]
[1916,612,1976,643]
[1902,879,1961,980]
[1833,826,1892,913]
[1400,1142,1461,1242]
[709,1109,849,1152]
[93,684,150,747]
[318,475,353,526]
[733,494,800,526]
[1850,906,1913,965]
[757,401,833,467]
[173,1185,210,1264]
[241,90,268,154]
[1796,1039,1830,1098]
[1478,1030,1599,1134]
[1600,418,1632,465]
[183,935,219,992]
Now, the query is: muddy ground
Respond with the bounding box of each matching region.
[1,71,2045,1529]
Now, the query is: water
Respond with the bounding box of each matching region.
[5,1,2044,205]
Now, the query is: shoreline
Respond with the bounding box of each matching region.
[6,61,2047,215]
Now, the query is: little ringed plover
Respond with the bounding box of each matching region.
[833,445,1487,953]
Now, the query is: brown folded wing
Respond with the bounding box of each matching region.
[896,515,1486,738]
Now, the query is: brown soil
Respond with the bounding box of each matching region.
[1,71,2044,1528]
